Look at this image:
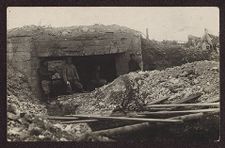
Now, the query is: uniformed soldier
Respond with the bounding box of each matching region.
[63,57,84,93]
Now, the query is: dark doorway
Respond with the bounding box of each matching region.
[38,54,117,98]
[73,54,117,90]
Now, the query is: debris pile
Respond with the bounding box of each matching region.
[53,60,219,116]
[7,64,91,141]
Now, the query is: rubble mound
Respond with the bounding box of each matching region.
[53,60,219,116]
[7,63,46,115]
[7,64,91,141]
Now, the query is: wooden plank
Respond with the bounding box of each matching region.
[68,114,183,123]
[172,92,202,104]
[77,122,151,141]
[146,102,219,108]
[167,92,203,111]
[146,107,172,111]
[43,116,78,120]
[168,110,219,121]
[148,96,170,105]
[61,119,98,124]
[139,108,219,116]
[169,112,204,121]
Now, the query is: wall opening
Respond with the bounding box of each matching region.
[38,53,118,97]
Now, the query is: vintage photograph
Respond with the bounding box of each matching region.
[7,7,219,142]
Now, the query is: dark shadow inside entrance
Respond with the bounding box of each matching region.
[73,54,117,91]
[39,54,118,98]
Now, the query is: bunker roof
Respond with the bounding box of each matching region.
[7,24,141,40]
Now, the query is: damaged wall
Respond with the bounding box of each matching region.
[7,36,42,97]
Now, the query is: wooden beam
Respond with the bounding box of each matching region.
[77,122,151,141]
[61,119,98,124]
[169,112,204,121]
[139,108,219,116]
[146,102,219,108]
[68,114,183,123]
[43,116,78,120]
[172,92,202,104]
[147,107,172,111]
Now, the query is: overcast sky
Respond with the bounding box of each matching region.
[7,7,219,41]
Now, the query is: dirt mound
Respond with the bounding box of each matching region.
[53,60,219,116]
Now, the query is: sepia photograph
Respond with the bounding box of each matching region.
[7,7,220,142]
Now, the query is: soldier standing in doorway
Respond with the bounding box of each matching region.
[63,57,84,94]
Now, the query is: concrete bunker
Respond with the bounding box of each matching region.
[7,25,143,98]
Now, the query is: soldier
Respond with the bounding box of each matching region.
[63,57,84,94]
[128,53,141,72]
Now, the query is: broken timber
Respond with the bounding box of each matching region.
[61,119,98,124]
[78,110,219,141]
[43,116,78,120]
[139,108,219,116]
[167,92,202,111]
[172,92,202,104]
[146,102,219,108]
[78,122,151,141]
[169,112,204,121]
[67,114,183,123]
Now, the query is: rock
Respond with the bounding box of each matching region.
[60,137,68,141]
[29,127,42,136]
[211,67,219,71]
[8,104,18,115]
[204,86,214,93]
[38,135,45,139]
[99,102,105,107]
[193,79,199,84]
[8,127,23,136]
[8,112,19,120]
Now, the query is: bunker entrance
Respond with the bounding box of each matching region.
[39,54,118,98]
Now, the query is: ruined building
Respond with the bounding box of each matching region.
[7,25,143,97]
